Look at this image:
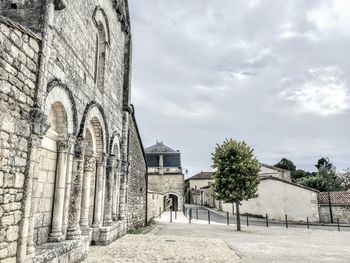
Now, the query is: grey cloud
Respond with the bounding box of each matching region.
[129,0,350,175]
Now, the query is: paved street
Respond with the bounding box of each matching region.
[88,211,350,262]
[184,205,350,232]
[88,232,241,262]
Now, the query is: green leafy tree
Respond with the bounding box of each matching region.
[337,168,350,191]
[212,139,260,231]
[300,158,343,191]
[274,158,296,172]
[292,169,312,182]
[315,157,333,171]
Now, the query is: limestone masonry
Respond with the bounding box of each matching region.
[0,1,147,262]
[145,142,184,220]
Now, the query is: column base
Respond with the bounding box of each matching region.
[103,219,113,226]
[48,231,64,242]
[66,228,81,240]
[92,222,102,228]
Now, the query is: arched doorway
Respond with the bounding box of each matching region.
[163,193,179,211]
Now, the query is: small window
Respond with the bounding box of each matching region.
[11,3,18,9]
[94,23,107,91]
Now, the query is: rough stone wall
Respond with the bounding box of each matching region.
[148,174,184,213]
[148,174,184,198]
[319,205,350,224]
[0,18,40,262]
[44,0,126,137]
[127,113,147,229]
[0,0,46,33]
[147,192,163,221]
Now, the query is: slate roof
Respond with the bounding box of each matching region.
[317,192,350,205]
[188,172,214,180]
[145,142,178,153]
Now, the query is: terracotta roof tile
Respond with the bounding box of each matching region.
[317,192,350,205]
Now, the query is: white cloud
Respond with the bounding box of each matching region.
[280,66,350,116]
[129,0,350,173]
[307,0,350,35]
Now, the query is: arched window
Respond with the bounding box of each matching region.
[93,7,110,91]
[94,23,107,90]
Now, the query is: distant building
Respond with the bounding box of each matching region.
[145,142,184,219]
[187,164,320,222]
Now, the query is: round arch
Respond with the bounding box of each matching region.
[45,83,78,136]
[79,103,109,154]
[93,6,111,45]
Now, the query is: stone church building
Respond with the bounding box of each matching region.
[146,142,184,219]
[0,1,147,262]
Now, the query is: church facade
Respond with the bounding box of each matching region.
[0,1,147,262]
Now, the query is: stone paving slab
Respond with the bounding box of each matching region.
[88,234,241,263]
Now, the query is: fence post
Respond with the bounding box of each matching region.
[307,217,309,229]
[337,218,340,232]
[159,207,161,218]
[247,215,249,227]
[208,210,211,224]
[196,209,198,220]
[175,210,177,220]
[189,209,192,224]
[170,209,172,223]
[285,215,288,229]
[227,212,229,226]
[266,214,269,228]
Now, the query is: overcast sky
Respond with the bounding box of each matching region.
[128,0,350,177]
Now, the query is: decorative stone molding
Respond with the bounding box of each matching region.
[57,136,75,153]
[96,154,107,167]
[30,107,51,137]
[84,156,95,171]
[46,79,79,136]
[113,0,130,34]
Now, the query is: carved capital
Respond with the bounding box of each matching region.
[84,156,95,171]
[96,153,107,167]
[30,107,51,137]
[57,136,75,153]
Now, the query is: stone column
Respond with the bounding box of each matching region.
[103,156,115,226]
[66,138,85,240]
[92,154,106,227]
[112,160,120,221]
[62,146,74,236]
[80,156,95,227]
[118,159,130,221]
[49,139,73,242]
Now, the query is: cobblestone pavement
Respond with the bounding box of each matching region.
[156,212,350,263]
[88,212,350,262]
[88,234,241,262]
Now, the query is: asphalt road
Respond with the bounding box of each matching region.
[184,204,350,232]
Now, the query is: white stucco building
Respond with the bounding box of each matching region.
[193,164,320,222]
